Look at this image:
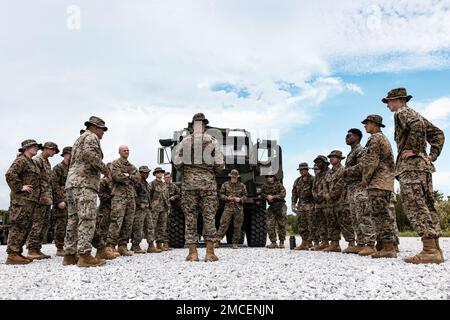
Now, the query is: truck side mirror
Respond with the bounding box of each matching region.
[158,147,171,165]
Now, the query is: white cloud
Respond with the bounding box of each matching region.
[414,97,450,128]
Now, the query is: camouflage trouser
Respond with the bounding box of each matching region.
[367,189,397,242]
[6,202,36,254]
[216,207,244,244]
[144,209,157,243]
[131,206,149,246]
[399,171,441,239]
[336,203,356,242]
[181,189,218,244]
[348,183,375,245]
[64,188,97,255]
[155,209,168,244]
[267,202,287,242]
[107,196,136,247]
[323,204,340,242]
[312,205,328,242]
[92,203,111,249]
[26,204,51,250]
[52,207,68,249]
[296,202,314,241]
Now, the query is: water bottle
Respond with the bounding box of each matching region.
[289,236,296,250]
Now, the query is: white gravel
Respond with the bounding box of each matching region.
[0,237,449,300]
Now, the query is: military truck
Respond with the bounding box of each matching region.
[0,209,10,245]
[158,125,283,248]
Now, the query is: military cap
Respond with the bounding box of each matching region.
[296,162,310,170]
[61,146,72,157]
[192,113,209,124]
[18,139,43,153]
[139,165,151,173]
[328,150,345,160]
[228,169,240,177]
[153,167,165,176]
[382,87,412,103]
[361,114,386,128]
[313,155,330,164]
[84,116,108,131]
[42,141,60,154]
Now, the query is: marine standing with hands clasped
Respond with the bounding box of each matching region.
[263,174,287,249]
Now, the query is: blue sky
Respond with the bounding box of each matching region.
[0,0,450,210]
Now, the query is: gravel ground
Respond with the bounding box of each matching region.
[0,237,449,300]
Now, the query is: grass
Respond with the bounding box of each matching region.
[399,230,450,237]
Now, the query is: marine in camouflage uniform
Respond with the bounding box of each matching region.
[385,88,445,263]
[361,115,397,258]
[64,116,110,267]
[174,113,224,262]
[343,128,374,254]
[262,175,287,249]
[291,162,315,250]
[51,146,71,257]
[150,167,171,251]
[131,166,156,253]
[164,172,181,249]
[4,140,42,265]
[92,165,118,260]
[323,150,355,252]
[311,155,330,251]
[27,141,59,260]
[216,169,247,248]
[106,146,141,256]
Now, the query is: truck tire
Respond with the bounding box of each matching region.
[246,207,267,247]
[168,209,185,248]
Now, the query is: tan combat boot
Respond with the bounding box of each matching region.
[108,245,120,258]
[164,241,173,251]
[118,245,133,256]
[278,241,285,249]
[185,243,199,262]
[27,249,45,260]
[214,241,220,248]
[342,240,355,253]
[96,247,117,260]
[147,241,162,253]
[5,253,32,265]
[205,241,219,262]
[312,241,329,251]
[322,241,342,253]
[375,241,383,252]
[38,250,51,259]
[394,244,400,253]
[404,238,444,264]
[266,242,278,249]
[157,242,169,252]
[294,239,310,251]
[62,254,79,266]
[372,241,397,259]
[435,238,443,260]
[232,243,238,249]
[56,248,65,257]
[358,244,377,256]
[310,241,320,250]
[77,252,106,268]
[343,243,365,254]
[131,244,146,254]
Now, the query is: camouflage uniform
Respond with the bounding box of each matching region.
[5,154,41,255]
[64,131,109,255]
[174,131,224,244]
[345,143,373,245]
[165,181,181,242]
[362,128,396,243]
[132,176,151,246]
[312,168,329,242]
[27,153,53,250]
[292,173,315,241]
[107,158,140,247]
[150,179,171,244]
[92,177,113,249]
[323,162,355,242]
[216,180,247,244]
[52,160,69,250]
[262,180,287,243]
[394,106,445,239]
